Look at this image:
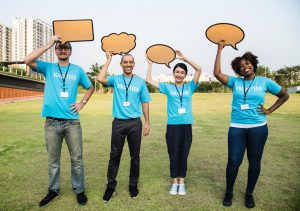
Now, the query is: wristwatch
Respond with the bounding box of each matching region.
[82,99,87,104]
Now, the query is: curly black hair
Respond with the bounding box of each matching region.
[231,52,258,76]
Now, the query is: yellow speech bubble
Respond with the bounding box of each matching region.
[101,32,136,55]
[206,23,245,50]
[53,19,94,44]
[146,44,176,68]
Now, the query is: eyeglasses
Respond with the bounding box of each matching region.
[56,46,71,51]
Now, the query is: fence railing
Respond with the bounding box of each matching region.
[0,66,45,81]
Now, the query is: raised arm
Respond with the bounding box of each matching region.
[213,41,229,85]
[24,35,60,69]
[175,50,202,83]
[145,55,159,88]
[97,50,113,86]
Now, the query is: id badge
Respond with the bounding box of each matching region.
[60,91,69,98]
[178,107,186,114]
[123,101,131,107]
[241,104,249,110]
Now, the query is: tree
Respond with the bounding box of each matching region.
[256,65,274,80]
[87,63,110,93]
[276,65,300,86]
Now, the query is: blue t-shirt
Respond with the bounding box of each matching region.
[227,76,281,124]
[159,81,198,125]
[107,74,151,119]
[33,60,92,119]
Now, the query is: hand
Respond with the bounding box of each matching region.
[106,50,114,61]
[48,35,61,47]
[143,122,150,136]
[218,40,225,51]
[175,50,186,61]
[70,102,85,113]
[145,53,153,65]
[257,104,271,115]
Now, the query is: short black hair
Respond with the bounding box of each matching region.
[231,52,258,76]
[173,63,188,75]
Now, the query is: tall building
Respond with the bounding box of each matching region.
[0,23,12,61]
[12,18,54,62]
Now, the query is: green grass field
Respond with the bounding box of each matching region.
[0,93,299,210]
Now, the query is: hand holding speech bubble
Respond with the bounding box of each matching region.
[146,44,176,68]
[205,23,245,50]
[101,32,136,55]
[53,19,94,44]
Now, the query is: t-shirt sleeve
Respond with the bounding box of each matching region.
[158,83,168,94]
[106,76,115,88]
[79,68,92,90]
[189,80,198,93]
[33,60,49,76]
[266,78,282,95]
[140,80,152,103]
[227,76,236,89]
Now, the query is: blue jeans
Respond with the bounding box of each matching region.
[226,124,268,194]
[45,118,85,194]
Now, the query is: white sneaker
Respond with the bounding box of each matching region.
[169,183,178,195]
[178,184,186,195]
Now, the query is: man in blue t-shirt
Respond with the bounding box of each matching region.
[24,35,94,207]
[97,50,151,202]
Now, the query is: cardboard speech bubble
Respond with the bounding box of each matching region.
[205,23,245,50]
[146,44,176,68]
[101,32,136,55]
[53,19,94,44]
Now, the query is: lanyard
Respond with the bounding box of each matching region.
[122,75,134,101]
[174,84,185,107]
[57,64,70,92]
[243,77,255,102]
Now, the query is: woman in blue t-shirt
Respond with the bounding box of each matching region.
[214,41,289,208]
[146,50,202,196]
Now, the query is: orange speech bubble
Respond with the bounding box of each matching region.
[101,32,136,55]
[146,44,176,68]
[53,19,94,44]
[206,23,245,50]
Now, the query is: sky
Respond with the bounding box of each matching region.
[1,0,300,78]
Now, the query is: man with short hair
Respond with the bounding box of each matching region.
[24,35,94,207]
[97,50,151,202]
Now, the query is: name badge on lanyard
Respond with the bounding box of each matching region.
[123,101,131,107]
[241,104,249,110]
[123,75,134,107]
[178,107,186,114]
[58,63,70,99]
[174,84,185,115]
[242,77,255,111]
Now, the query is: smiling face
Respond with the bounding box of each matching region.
[120,55,135,75]
[173,67,187,84]
[55,43,72,61]
[239,59,255,78]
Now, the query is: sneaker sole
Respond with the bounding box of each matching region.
[103,192,115,203]
[178,192,186,196]
[169,191,177,195]
[39,195,60,207]
[131,193,139,199]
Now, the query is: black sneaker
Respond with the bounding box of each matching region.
[103,187,115,202]
[245,193,255,208]
[39,190,60,207]
[223,192,233,206]
[129,185,139,198]
[77,191,87,205]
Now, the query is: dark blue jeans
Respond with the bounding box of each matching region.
[226,124,268,194]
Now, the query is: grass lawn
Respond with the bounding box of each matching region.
[0,93,299,210]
